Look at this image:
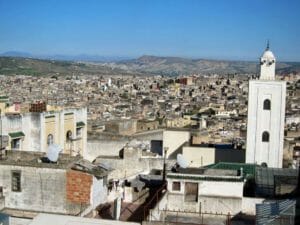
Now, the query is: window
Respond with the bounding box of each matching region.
[172,181,181,191]
[11,139,21,150]
[12,171,21,192]
[66,130,72,141]
[47,134,54,145]
[76,128,82,137]
[263,99,271,110]
[262,131,270,142]
[185,182,198,202]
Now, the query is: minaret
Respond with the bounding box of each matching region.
[259,41,276,80]
[246,43,286,168]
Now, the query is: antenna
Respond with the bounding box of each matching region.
[266,39,270,50]
[177,154,189,168]
[47,144,62,162]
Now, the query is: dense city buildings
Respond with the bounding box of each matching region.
[0,44,299,225]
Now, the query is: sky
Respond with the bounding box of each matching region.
[0,0,300,61]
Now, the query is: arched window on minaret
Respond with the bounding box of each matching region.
[263,99,271,110]
[262,131,270,142]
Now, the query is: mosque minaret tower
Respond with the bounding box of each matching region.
[246,42,286,168]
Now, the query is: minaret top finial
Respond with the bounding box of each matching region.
[266,39,270,50]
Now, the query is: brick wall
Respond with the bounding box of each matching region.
[66,170,92,204]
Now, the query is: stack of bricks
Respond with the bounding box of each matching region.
[66,170,92,204]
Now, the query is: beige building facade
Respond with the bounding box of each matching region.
[0,105,87,157]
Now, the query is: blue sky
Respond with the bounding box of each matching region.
[0,0,299,61]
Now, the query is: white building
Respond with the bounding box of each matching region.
[0,105,87,157]
[246,43,286,168]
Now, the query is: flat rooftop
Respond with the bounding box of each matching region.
[0,150,81,169]
[176,167,238,176]
[167,167,243,182]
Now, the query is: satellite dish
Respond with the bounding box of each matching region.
[177,154,189,168]
[47,144,62,162]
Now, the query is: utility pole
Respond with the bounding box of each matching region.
[162,147,168,182]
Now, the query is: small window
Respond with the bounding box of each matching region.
[12,171,21,192]
[11,139,21,150]
[172,181,181,191]
[66,130,72,141]
[76,128,82,137]
[263,99,271,110]
[262,131,270,142]
[47,134,54,145]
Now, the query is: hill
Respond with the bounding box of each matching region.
[0,57,135,76]
[0,55,299,77]
[110,55,300,76]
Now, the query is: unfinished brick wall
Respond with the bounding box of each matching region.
[66,170,92,204]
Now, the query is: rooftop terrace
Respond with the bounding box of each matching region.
[0,150,81,169]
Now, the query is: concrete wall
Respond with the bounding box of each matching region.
[0,164,106,215]
[166,178,244,214]
[95,147,175,180]
[10,217,32,225]
[0,165,71,214]
[166,193,242,215]
[163,130,190,158]
[182,146,215,167]
[199,196,242,215]
[167,179,243,198]
[95,148,159,180]
[86,130,163,161]
[242,197,264,215]
[87,140,128,161]
[90,176,107,209]
[105,120,137,136]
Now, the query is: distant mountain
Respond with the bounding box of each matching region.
[1,51,32,58]
[108,55,300,76]
[0,56,136,76]
[0,51,131,62]
[0,54,299,76]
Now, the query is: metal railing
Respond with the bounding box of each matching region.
[143,182,167,221]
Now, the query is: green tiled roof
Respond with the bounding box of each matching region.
[45,115,55,118]
[206,162,256,177]
[167,174,243,182]
[76,121,85,127]
[9,131,25,139]
[0,96,9,103]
